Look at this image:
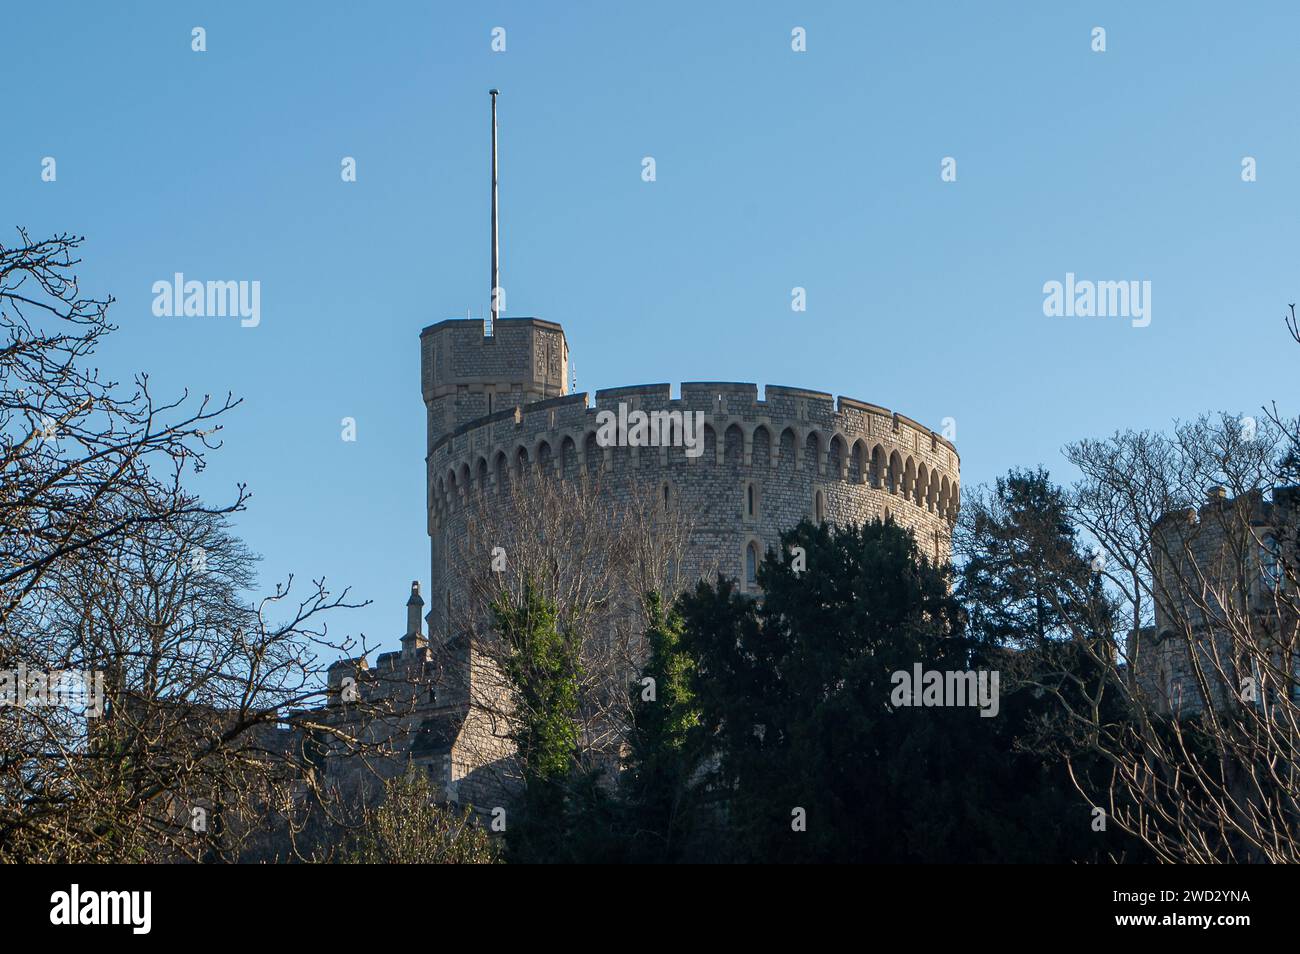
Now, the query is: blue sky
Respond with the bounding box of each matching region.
[5,2,1298,653]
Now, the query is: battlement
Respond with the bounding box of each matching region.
[429,380,959,464]
[418,316,960,602]
[1153,486,1300,536]
[420,317,568,450]
[424,379,962,552]
[415,316,962,800]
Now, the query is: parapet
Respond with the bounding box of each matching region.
[430,379,959,466]
[420,317,568,448]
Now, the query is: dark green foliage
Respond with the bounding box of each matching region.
[503,493,1151,862]
[677,518,982,861]
[491,579,581,862]
[619,593,707,861]
[653,515,1133,862]
[957,468,1109,649]
[955,469,1145,862]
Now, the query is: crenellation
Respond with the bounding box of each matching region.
[1130,486,1299,718]
[331,317,963,808]
[594,383,672,405]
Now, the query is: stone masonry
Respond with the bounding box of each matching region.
[416,316,960,806]
[317,316,962,811]
[1129,485,1299,716]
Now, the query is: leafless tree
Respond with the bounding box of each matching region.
[451,468,699,788]
[0,230,398,862]
[0,230,243,631]
[338,768,498,864]
[1021,411,1300,862]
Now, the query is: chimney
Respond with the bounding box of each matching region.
[402,581,427,657]
[1207,486,1228,504]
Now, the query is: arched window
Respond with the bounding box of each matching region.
[662,481,671,511]
[814,489,825,524]
[1262,535,1282,592]
[746,541,759,586]
[742,481,761,522]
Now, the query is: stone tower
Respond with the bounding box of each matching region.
[419,318,568,453]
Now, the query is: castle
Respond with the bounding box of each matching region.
[1129,485,1299,716]
[316,316,961,808]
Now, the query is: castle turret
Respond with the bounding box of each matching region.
[401,581,427,659]
[419,317,568,453]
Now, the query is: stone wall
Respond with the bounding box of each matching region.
[426,378,961,637]
[419,318,961,806]
[420,317,568,455]
[1130,486,1300,716]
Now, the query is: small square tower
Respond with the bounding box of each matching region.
[419,317,568,452]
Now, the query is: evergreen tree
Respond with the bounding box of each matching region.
[678,518,974,861]
[956,467,1103,649]
[669,515,1135,862]
[955,468,1143,863]
[620,592,706,861]
[491,578,581,862]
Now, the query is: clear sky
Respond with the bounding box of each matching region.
[5,2,1298,653]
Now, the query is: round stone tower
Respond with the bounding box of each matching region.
[421,317,960,642]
